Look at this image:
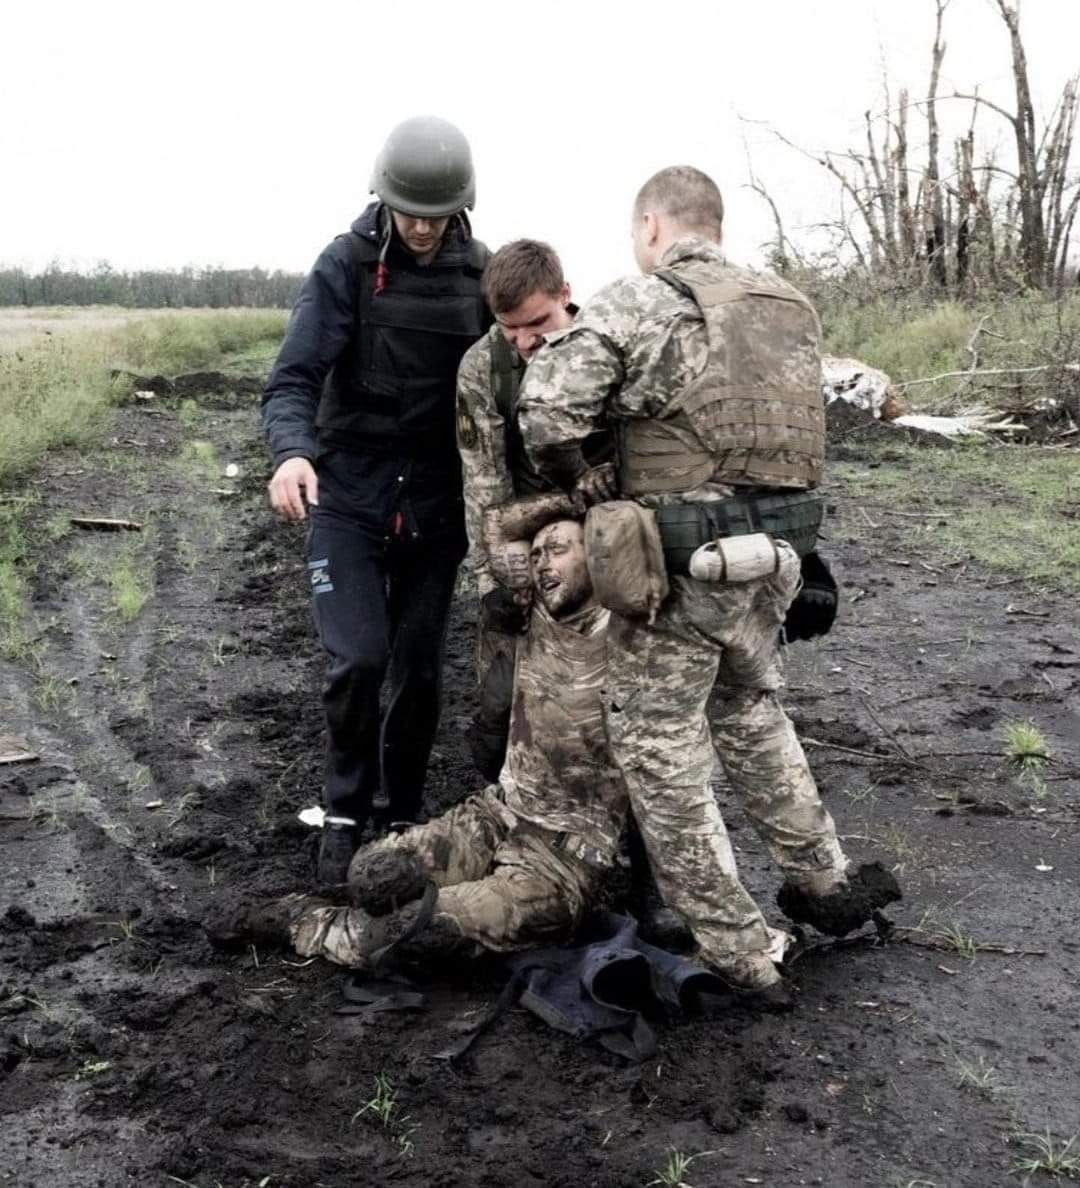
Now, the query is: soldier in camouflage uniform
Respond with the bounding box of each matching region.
[210,518,640,967]
[517,167,899,992]
[456,241,612,778]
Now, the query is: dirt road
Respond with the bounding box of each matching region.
[2,381,1077,1187]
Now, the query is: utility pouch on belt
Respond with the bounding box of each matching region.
[585,502,669,621]
[655,490,824,575]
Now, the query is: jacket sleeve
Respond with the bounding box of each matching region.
[261,238,356,468]
[457,338,514,598]
[517,290,631,485]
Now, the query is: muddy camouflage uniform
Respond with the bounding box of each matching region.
[290,600,626,963]
[517,238,849,970]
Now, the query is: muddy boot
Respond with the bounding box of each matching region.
[776,862,902,938]
[637,905,695,954]
[708,953,794,1013]
[316,820,359,887]
[346,849,430,916]
[204,893,317,950]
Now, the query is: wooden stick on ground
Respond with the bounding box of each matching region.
[69,517,143,532]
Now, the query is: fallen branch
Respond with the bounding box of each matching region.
[70,517,143,532]
[895,361,1080,391]
[803,737,891,761]
[892,928,1046,958]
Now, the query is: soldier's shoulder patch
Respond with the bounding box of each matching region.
[456,393,479,450]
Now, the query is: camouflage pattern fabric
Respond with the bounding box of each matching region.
[603,543,846,966]
[457,327,517,599]
[291,789,597,964]
[518,237,849,970]
[289,600,623,966]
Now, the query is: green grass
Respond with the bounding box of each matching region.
[0,501,33,660]
[647,1149,717,1187]
[1010,1130,1080,1182]
[0,309,284,487]
[832,441,1080,589]
[818,289,1080,404]
[109,541,153,621]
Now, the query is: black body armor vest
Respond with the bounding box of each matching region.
[317,228,489,467]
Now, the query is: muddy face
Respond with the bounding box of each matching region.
[530,519,593,618]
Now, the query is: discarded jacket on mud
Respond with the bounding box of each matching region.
[438,911,739,1063]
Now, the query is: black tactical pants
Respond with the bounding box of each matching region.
[307,493,465,828]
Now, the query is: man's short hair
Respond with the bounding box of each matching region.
[483,239,565,315]
[634,166,724,239]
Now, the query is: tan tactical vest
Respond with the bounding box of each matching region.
[501,602,626,867]
[619,261,825,494]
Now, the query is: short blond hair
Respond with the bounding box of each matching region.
[634,166,724,239]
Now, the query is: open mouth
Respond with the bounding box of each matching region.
[539,575,560,593]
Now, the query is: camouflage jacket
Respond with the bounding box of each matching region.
[518,238,805,503]
[456,326,522,597]
[497,601,626,868]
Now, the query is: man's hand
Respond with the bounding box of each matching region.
[268,457,319,522]
[480,587,531,635]
[571,462,618,511]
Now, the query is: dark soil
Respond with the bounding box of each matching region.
[2,385,1078,1187]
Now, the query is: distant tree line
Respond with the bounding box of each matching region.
[0,262,304,308]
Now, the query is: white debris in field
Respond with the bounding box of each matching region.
[134,390,157,401]
[224,463,240,478]
[822,356,896,419]
[298,805,326,828]
[892,411,1027,438]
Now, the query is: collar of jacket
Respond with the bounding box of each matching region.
[658,236,726,269]
[350,200,474,269]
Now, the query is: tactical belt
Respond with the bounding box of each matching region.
[654,490,824,575]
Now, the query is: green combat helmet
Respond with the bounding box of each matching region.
[370,116,476,217]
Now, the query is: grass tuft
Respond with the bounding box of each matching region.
[1010,1129,1080,1182]
[647,1149,717,1187]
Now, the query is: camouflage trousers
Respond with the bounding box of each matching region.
[602,540,847,967]
[291,789,597,967]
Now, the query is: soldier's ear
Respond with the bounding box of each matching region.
[559,282,571,308]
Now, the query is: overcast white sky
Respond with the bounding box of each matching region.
[3,0,1077,301]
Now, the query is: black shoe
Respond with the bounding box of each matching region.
[317,823,358,887]
[776,862,902,938]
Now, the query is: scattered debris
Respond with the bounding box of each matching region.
[298,805,326,828]
[822,356,905,419]
[1034,862,1054,873]
[892,411,1028,438]
[224,463,240,478]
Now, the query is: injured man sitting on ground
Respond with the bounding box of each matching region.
[208,503,898,1000]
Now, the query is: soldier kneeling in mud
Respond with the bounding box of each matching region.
[209,509,898,1000]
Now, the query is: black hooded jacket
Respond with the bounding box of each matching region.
[262,202,490,536]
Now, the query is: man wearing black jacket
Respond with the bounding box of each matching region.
[261,116,491,883]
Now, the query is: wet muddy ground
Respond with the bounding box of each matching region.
[1,382,1078,1187]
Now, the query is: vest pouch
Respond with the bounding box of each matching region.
[585,502,669,622]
